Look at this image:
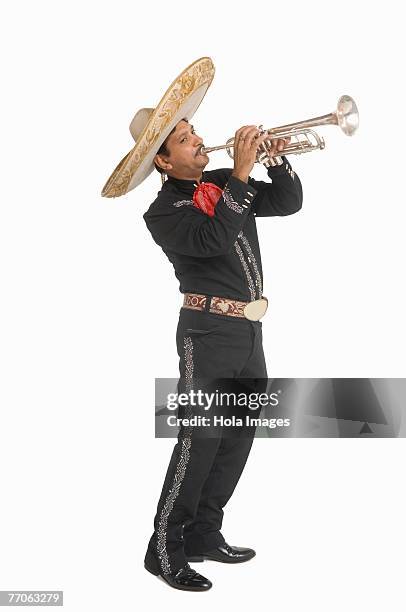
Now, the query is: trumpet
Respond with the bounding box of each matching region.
[199,95,359,167]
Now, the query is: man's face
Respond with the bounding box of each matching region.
[154,120,209,179]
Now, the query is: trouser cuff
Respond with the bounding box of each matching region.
[145,534,187,576]
[184,531,226,555]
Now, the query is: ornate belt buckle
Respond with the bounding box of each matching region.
[243,297,268,321]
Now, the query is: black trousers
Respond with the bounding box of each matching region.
[145,306,268,575]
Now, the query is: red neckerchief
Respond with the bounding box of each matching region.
[193,182,223,217]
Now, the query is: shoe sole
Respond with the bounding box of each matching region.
[186,552,256,564]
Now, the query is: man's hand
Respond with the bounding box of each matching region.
[265,135,291,158]
[231,125,291,183]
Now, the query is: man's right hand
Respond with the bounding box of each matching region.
[231,125,269,183]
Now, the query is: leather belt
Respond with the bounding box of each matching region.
[182,292,268,321]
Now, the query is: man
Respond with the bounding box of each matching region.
[142,118,303,591]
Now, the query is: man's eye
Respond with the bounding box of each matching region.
[180,130,195,143]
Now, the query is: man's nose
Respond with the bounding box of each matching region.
[193,134,203,145]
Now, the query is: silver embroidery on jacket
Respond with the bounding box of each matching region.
[223,186,244,214]
[156,336,194,575]
[285,162,295,180]
[173,199,195,208]
[234,241,256,300]
[238,231,263,298]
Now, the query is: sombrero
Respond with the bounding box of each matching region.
[101,57,215,198]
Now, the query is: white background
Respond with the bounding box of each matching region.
[0,0,405,610]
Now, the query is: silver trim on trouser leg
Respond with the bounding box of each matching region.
[156,336,194,575]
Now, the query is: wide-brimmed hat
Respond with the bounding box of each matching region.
[101,57,215,198]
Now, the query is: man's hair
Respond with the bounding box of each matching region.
[154,118,188,174]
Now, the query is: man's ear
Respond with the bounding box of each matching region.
[154,153,173,172]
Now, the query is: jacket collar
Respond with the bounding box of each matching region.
[166,172,207,195]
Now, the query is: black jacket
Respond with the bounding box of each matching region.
[143,156,303,302]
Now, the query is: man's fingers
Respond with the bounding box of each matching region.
[235,125,257,142]
[244,127,261,145]
[234,128,291,153]
[234,127,260,153]
[266,138,278,156]
[241,126,259,144]
[252,132,269,149]
[266,137,288,156]
[277,138,285,151]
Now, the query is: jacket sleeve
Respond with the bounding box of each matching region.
[247,156,303,217]
[143,175,258,258]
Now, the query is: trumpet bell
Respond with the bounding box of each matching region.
[337,95,359,136]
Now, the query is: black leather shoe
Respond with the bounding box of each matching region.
[144,561,212,591]
[187,542,256,564]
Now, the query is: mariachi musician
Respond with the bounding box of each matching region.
[101,57,303,592]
